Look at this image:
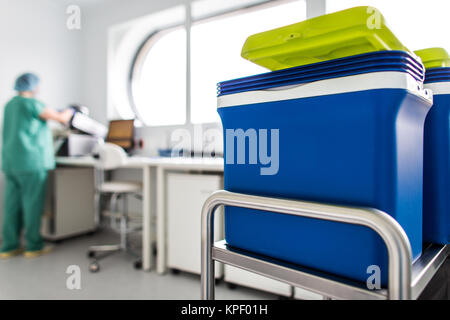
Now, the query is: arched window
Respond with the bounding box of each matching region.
[130,28,187,126]
[129,0,306,126]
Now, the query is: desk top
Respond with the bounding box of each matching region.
[55,156,224,171]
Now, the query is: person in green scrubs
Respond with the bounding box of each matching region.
[0,73,73,259]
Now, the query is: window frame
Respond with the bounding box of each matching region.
[128,25,185,126]
[128,0,305,127]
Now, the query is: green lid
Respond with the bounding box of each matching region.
[241,6,410,71]
[414,47,450,69]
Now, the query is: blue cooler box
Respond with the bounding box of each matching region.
[423,68,450,244]
[217,53,432,285]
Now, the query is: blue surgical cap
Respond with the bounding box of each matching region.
[14,73,40,92]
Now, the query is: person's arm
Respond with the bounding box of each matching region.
[39,107,73,125]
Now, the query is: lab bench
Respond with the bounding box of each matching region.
[55,156,223,274]
[42,167,96,240]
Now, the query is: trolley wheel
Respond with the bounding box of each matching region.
[215,278,223,285]
[134,259,142,270]
[226,283,237,290]
[87,251,96,258]
[171,268,181,275]
[89,261,100,273]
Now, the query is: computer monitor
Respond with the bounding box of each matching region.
[106,119,135,151]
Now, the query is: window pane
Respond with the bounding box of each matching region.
[132,28,186,126]
[327,0,450,51]
[190,0,307,124]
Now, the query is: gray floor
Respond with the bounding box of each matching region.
[0,230,277,300]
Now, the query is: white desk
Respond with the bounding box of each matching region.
[56,156,154,270]
[55,156,224,273]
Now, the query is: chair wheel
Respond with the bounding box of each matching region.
[226,283,237,290]
[89,261,100,273]
[134,260,142,270]
[171,268,180,275]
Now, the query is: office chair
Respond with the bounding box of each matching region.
[87,142,142,272]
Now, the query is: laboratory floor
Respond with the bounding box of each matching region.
[0,230,277,300]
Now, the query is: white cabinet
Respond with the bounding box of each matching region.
[167,172,223,277]
[165,171,322,298]
[42,168,96,240]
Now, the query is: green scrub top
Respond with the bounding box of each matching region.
[2,96,55,173]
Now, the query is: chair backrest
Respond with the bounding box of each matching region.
[97,142,128,170]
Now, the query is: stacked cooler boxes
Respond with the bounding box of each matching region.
[416,48,450,245]
[217,7,434,286]
[218,52,431,285]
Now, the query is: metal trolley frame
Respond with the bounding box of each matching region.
[201,190,449,300]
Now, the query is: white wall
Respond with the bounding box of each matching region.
[0,1,83,110]
[0,0,84,239]
[80,0,191,125]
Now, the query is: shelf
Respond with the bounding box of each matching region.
[212,241,448,300]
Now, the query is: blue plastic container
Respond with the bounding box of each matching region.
[423,69,450,244]
[219,51,424,95]
[220,51,424,88]
[217,57,432,285]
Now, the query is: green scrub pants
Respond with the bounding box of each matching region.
[1,171,48,252]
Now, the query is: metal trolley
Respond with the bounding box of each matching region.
[201,191,449,300]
